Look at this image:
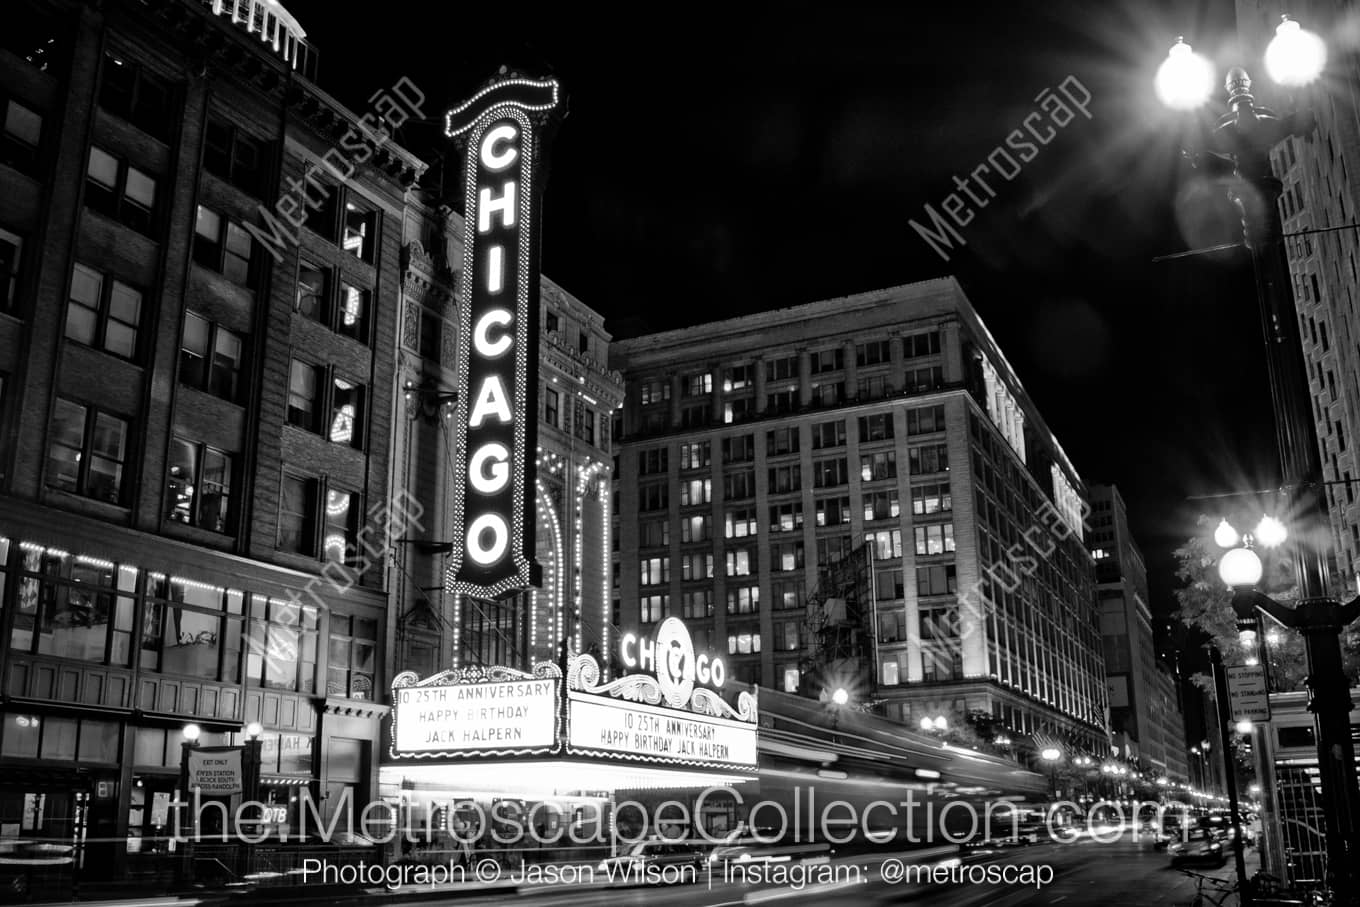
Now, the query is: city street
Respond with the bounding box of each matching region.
[366,832,1241,907]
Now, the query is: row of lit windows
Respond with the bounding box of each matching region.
[0,539,376,698]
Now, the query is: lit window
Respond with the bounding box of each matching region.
[46,398,129,504]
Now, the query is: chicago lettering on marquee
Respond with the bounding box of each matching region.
[444,74,563,598]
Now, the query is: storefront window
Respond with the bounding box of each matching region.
[142,577,243,681]
[246,595,317,692]
[10,546,135,664]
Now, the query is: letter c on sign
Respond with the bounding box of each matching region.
[620,634,637,668]
[468,443,510,494]
[473,309,513,358]
[480,124,519,172]
[466,513,508,566]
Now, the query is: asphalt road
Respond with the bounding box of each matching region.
[394,831,1248,907]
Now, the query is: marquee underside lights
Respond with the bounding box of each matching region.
[445,75,563,599]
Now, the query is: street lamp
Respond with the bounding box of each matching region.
[1160,19,1360,901]
[1041,747,1062,801]
[831,687,849,706]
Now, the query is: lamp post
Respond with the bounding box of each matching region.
[177,724,200,887]
[241,722,264,878]
[1211,646,1253,904]
[1041,747,1062,802]
[1160,19,1360,902]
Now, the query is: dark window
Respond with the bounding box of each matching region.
[306,182,339,240]
[544,387,559,427]
[545,311,559,332]
[419,310,440,361]
[904,331,941,358]
[100,53,174,140]
[0,227,21,311]
[203,116,265,196]
[193,205,255,287]
[1,96,42,173]
[278,475,317,555]
[1,10,64,73]
[65,263,142,360]
[46,398,129,504]
[579,330,589,354]
[296,259,329,324]
[179,312,244,402]
[287,360,320,431]
[167,438,233,532]
[86,147,158,236]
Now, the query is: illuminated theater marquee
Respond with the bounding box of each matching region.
[445,76,563,598]
[567,618,758,772]
[390,664,562,759]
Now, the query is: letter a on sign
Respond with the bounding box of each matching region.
[443,73,564,598]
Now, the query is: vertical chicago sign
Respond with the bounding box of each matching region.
[445,74,563,597]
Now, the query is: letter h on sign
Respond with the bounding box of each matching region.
[443,74,563,599]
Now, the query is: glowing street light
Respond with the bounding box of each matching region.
[1155,38,1215,110]
[1254,515,1288,548]
[1264,15,1327,87]
[1236,719,1255,735]
[182,723,201,743]
[1214,519,1242,549]
[1219,545,1264,589]
[831,687,849,706]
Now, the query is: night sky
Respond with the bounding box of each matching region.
[288,0,1290,617]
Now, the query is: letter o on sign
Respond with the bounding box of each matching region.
[466,513,509,566]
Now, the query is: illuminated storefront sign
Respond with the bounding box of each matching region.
[444,75,563,598]
[390,664,562,759]
[566,617,758,771]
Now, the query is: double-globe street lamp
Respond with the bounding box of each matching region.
[1159,16,1360,903]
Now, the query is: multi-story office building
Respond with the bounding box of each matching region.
[389,191,622,678]
[1235,1,1360,589]
[1088,484,1187,780]
[611,278,1109,754]
[0,0,423,879]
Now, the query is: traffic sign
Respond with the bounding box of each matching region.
[1226,664,1271,722]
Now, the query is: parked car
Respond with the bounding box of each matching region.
[1168,828,1226,868]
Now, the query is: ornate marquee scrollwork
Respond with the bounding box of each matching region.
[690,687,759,723]
[566,653,758,723]
[393,661,561,690]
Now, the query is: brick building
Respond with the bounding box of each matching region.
[610,278,1109,756]
[0,0,423,880]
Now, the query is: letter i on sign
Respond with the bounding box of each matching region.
[443,73,563,600]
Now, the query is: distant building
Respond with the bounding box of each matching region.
[1087,484,1187,782]
[1236,0,1360,590]
[610,278,1109,756]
